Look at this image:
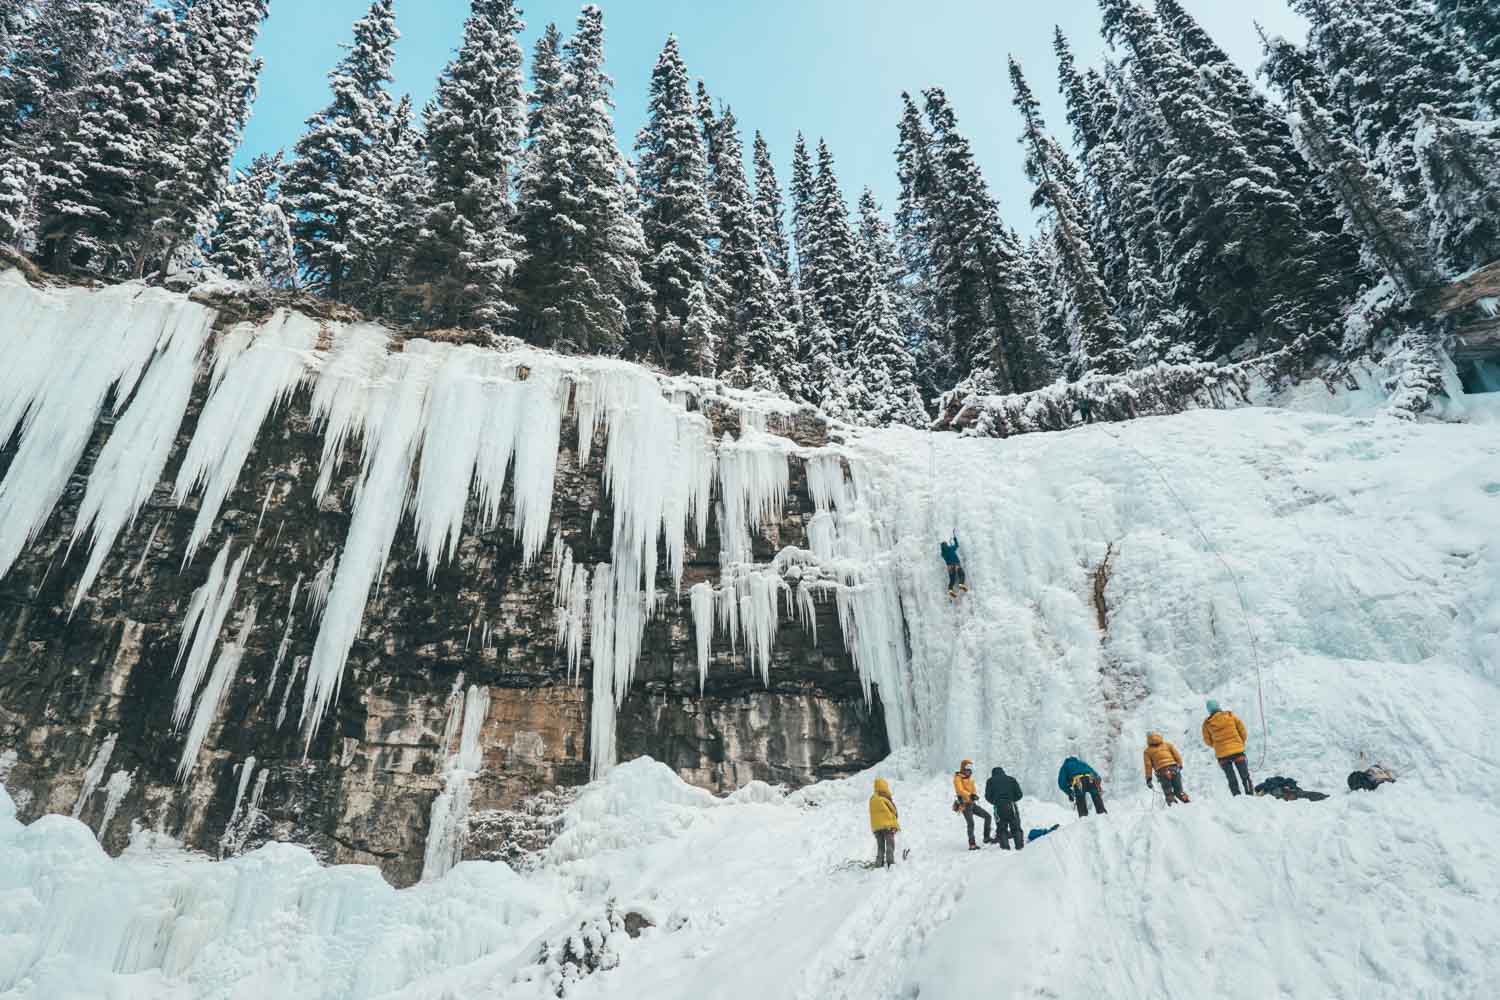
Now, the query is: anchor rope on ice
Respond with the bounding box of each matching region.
[1100,424,1272,770]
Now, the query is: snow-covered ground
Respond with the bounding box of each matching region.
[5,405,1500,998]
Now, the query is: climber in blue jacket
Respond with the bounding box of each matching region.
[1058,756,1107,818]
[940,534,968,599]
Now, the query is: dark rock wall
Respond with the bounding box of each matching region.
[0,317,888,887]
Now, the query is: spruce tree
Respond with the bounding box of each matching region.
[406,0,526,332]
[0,0,149,248]
[752,132,794,297]
[1100,0,1357,357]
[1289,0,1482,201]
[635,36,718,371]
[922,88,1038,391]
[802,139,862,339]
[208,152,284,283]
[849,260,926,427]
[1289,85,1439,295]
[893,92,953,395]
[1413,107,1500,277]
[1433,0,1499,64]
[281,0,397,302]
[1011,58,1130,376]
[789,133,815,279]
[351,94,426,317]
[703,105,786,380]
[514,6,648,354]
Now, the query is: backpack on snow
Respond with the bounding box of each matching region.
[1347,765,1396,792]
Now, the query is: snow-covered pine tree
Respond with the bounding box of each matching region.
[514,7,648,354]
[281,0,397,302]
[32,5,188,275]
[922,88,1039,391]
[141,0,269,278]
[752,132,793,297]
[893,92,954,397]
[350,94,426,318]
[789,133,815,281]
[1289,0,1483,204]
[1010,58,1130,377]
[0,0,149,248]
[1100,0,1355,358]
[849,257,927,427]
[1412,107,1500,277]
[703,105,786,382]
[802,139,862,340]
[635,36,718,372]
[1289,85,1439,295]
[511,23,569,343]
[208,151,282,283]
[406,0,526,332]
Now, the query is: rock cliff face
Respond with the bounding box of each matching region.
[0,271,890,887]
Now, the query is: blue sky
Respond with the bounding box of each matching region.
[239,0,1308,232]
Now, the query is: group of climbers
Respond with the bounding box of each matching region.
[867,694,1399,864]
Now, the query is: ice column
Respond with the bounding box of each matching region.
[421,684,491,882]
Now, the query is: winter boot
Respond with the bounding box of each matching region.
[959,583,969,592]
[968,840,980,851]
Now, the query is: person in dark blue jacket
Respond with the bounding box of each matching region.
[1057,756,1107,818]
[940,535,967,598]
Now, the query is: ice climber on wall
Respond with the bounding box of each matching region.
[940,534,967,599]
[1143,731,1190,805]
[1202,700,1253,796]
[1057,755,1107,817]
[952,759,992,850]
[869,778,899,868]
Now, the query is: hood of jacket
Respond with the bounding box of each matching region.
[1147,732,1164,746]
[874,778,892,797]
[991,767,1005,777]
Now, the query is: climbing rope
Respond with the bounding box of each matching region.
[1101,425,1273,771]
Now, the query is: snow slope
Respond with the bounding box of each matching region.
[5,406,1500,998]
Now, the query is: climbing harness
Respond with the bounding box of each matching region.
[1101,425,1273,771]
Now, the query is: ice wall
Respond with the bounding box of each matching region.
[0,273,906,785]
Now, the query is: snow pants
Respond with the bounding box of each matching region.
[1219,754,1252,796]
[1155,766,1188,805]
[992,801,1024,849]
[947,564,966,589]
[874,830,896,868]
[961,801,992,845]
[1072,776,1106,817]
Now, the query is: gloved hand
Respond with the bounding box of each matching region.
[1145,778,1153,788]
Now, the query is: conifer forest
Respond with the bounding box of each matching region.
[2,0,1498,424]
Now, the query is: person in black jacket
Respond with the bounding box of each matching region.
[984,766,1025,850]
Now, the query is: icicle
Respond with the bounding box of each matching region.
[225,756,257,832]
[254,482,275,538]
[421,684,490,882]
[308,322,393,502]
[716,429,791,564]
[172,545,250,732]
[178,601,258,782]
[306,553,336,622]
[302,343,445,743]
[172,312,320,567]
[67,307,214,614]
[129,517,163,583]
[0,276,215,584]
[267,574,303,695]
[96,768,133,841]
[690,582,714,693]
[275,657,306,730]
[796,581,820,644]
[71,734,118,818]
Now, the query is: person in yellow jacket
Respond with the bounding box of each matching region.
[869,778,900,868]
[1202,700,1253,796]
[953,759,992,850]
[1143,732,1190,805]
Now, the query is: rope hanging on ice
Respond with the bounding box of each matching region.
[1101,425,1273,769]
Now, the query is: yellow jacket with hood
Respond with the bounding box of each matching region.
[1202,711,1248,757]
[869,778,899,832]
[1143,733,1183,777]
